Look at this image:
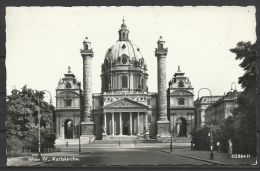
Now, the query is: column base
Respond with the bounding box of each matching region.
[156,120,171,142]
[144,133,150,140]
[102,134,107,140]
[80,121,95,143]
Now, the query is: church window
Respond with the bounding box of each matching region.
[123,32,125,38]
[122,57,127,64]
[122,75,128,88]
[65,99,72,106]
[148,115,152,123]
[147,99,151,105]
[178,81,184,87]
[178,98,185,105]
[66,82,72,88]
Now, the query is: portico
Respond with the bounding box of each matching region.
[102,97,149,138]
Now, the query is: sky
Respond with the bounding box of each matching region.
[6,6,256,106]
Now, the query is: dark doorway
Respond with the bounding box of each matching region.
[178,118,187,137]
[64,120,73,139]
[123,119,129,135]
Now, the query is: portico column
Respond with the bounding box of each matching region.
[119,112,122,135]
[145,112,148,126]
[137,112,140,135]
[104,113,107,134]
[129,112,132,135]
[112,112,115,135]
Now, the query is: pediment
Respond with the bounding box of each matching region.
[57,91,80,98]
[103,97,148,109]
[170,90,193,96]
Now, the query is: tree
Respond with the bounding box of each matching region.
[6,85,55,151]
[229,41,257,154]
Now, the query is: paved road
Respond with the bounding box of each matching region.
[37,145,213,166]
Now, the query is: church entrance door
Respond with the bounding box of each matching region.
[64,120,73,139]
[123,119,129,135]
[177,118,187,137]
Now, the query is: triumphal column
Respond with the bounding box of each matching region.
[80,37,95,141]
[155,36,171,140]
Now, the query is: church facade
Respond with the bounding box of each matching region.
[54,20,196,142]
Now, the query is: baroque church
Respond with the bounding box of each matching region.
[54,20,195,143]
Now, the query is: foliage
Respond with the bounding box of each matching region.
[230,41,257,155]
[192,41,256,155]
[6,85,55,151]
[6,136,23,151]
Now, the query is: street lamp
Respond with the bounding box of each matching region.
[36,90,52,161]
[197,88,212,105]
[198,88,214,159]
[170,127,173,152]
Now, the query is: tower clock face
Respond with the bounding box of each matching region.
[122,57,127,64]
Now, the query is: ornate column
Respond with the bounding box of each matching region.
[137,112,140,135]
[112,112,115,136]
[119,112,122,135]
[155,36,170,139]
[102,113,107,140]
[80,37,95,141]
[129,112,132,135]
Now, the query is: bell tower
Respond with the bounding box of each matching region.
[80,37,95,141]
[155,36,171,140]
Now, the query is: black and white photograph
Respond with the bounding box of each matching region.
[5,6,257,166]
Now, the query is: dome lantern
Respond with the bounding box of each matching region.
[118,18,129,41]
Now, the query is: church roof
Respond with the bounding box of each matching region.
[104,19,143,62]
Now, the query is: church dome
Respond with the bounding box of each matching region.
[105,41,143,62]
[104,19,144,62]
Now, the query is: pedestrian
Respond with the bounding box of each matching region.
[217,141,220,153]
[227,139,232,159]
[219,143,222,153]
[191,140,194,150]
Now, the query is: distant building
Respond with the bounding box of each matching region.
[204,90,240,123]
[167,66,195,137]
[194,96,222,127]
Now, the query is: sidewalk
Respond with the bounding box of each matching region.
[162,148,256,165]
[7,152,78,166]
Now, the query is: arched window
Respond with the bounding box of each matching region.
[66,82,72,88]
[160,43,163,49]
[178,81,184,87]
[122,32,125,38]
[122,75,128,88]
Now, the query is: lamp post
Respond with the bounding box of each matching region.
[197,88,212,105]
[79,121,81,153]
[208,127,214,159]
[36,90,52,161]
[170,127,173,152]
[198,88,214,159]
